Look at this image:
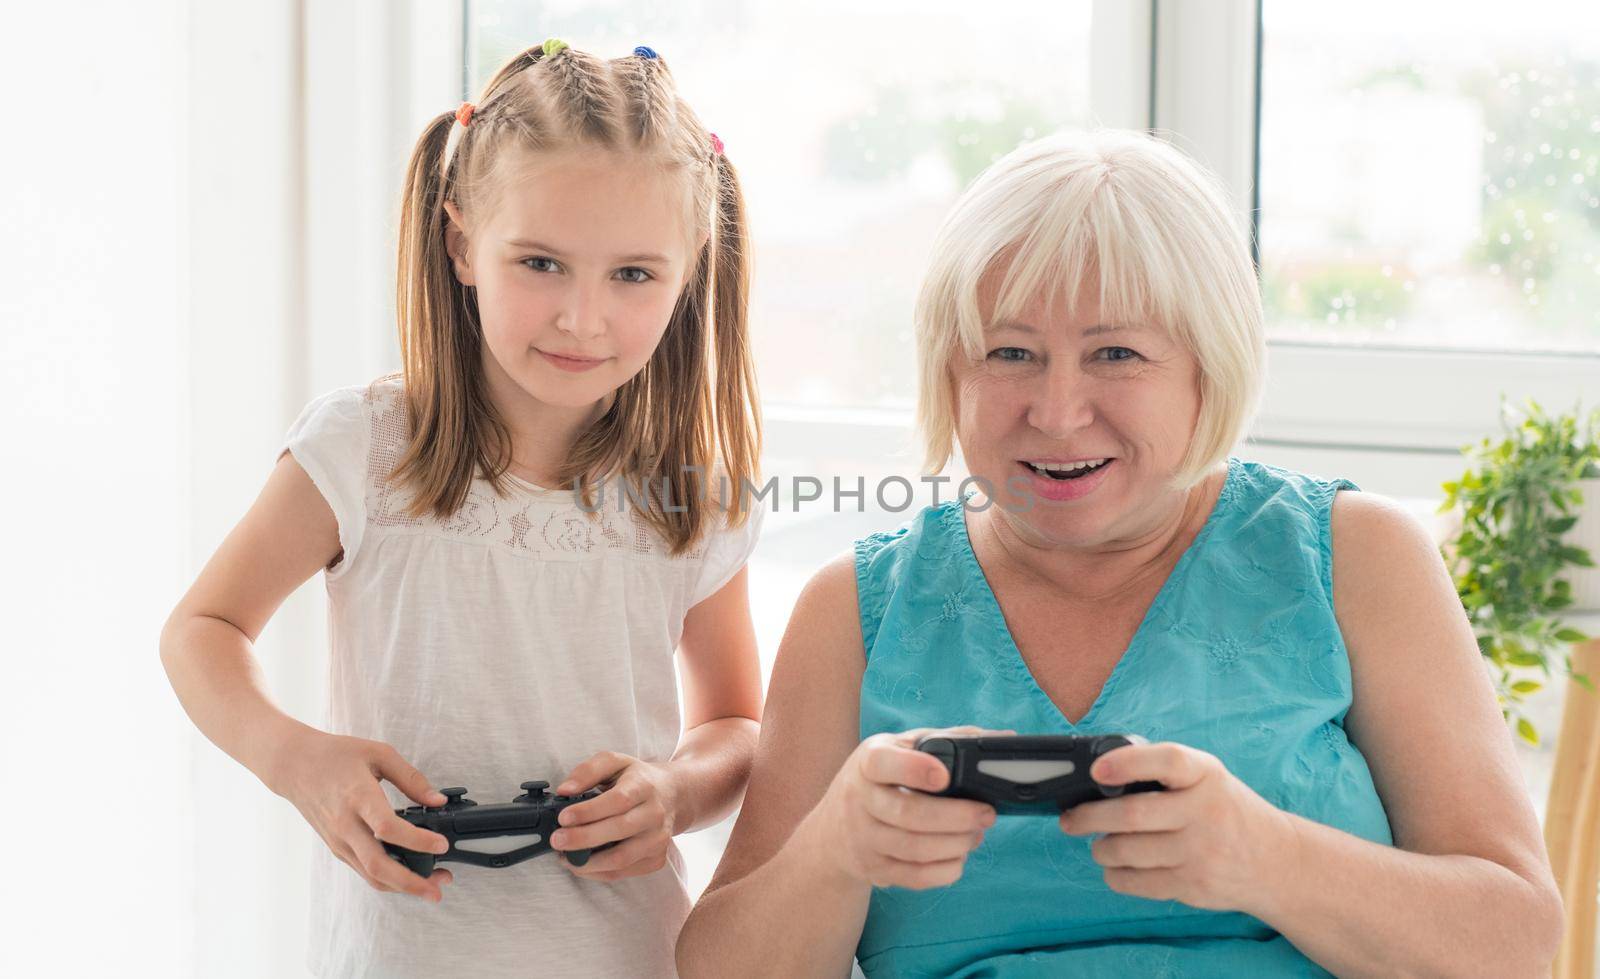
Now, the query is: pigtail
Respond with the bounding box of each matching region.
[390,109,510,519]
[706,150,762,525]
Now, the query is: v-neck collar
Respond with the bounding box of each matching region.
[953,458,1239,730]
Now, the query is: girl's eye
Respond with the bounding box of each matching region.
[521,256,561,273]
[987,347,1032,363]
[616,267,653,284]
[1097,346,1141,363]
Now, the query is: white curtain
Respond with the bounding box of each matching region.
[1,2,456,973]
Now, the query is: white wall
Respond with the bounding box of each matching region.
[1,2,455,973]
[1,1,191,971]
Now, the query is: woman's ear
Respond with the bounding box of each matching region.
[442,201,476,286]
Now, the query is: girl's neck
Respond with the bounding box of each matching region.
[478,353,609,489]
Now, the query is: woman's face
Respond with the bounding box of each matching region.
[950,278,1203,549]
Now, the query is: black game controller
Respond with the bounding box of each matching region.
[382,781,614,876]
[915,734,1164,815]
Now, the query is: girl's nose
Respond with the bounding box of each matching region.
[554,281,605,340]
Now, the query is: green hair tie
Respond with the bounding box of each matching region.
[542,38,569,57]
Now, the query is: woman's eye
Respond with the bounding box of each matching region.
[987,347,1032,363]
[521,256,561,273]
[1097,346,1140,363]
[616,267,653,284]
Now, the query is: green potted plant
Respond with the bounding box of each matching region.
[1441,400,1600,744]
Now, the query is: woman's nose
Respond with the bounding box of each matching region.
[1025,364,1095,438]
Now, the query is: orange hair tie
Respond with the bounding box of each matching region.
[455,102,476,128]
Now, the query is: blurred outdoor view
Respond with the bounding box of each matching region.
[1260,0,1600,353]
[470,0,1095,411]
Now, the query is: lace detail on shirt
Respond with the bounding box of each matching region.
[359,380,707,562]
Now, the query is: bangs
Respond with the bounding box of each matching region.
[978,180,1193,356]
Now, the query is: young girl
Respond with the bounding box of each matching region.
[161,39,764,977]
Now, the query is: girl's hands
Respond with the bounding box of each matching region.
[799,726,1007,891]
[1060,740,1298,913]
[270,729,454,902]
[551,751,682,882]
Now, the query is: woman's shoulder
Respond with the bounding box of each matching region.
[1212,458,1362,548]
[853,501,959,565]
[1228,457,1360,506]
[851,501,967,623]
[1328,490,1443,578]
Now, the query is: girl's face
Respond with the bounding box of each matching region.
[950,277,1203,550]
[444,148,700,410]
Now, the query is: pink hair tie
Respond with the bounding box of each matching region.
[455,102,476,128]
[709,132,725,156]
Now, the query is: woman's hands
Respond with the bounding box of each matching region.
[269,729,454,902]
[798,726,1006,891]
[1060,740,1299,914]
[551,751,683,882]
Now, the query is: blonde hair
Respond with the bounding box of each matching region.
[915,129,1264,488]
[392,42,760,554]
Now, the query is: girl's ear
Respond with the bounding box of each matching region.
[442,201,476,286]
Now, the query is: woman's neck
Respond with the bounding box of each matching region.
[971,466,1226,604]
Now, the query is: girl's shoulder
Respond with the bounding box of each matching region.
[285,375,403,446]
[679,478,767,606]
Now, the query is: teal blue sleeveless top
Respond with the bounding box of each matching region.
[852,459,1394,977]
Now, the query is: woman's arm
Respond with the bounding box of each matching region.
[675,553,871,976]
[1261,491,1562,976]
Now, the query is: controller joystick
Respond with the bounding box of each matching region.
[914,734,1164,815]
[383,779,615,875]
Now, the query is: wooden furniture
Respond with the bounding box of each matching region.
[1545,637,1600,979]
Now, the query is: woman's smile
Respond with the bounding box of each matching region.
[1016,457,1116,502]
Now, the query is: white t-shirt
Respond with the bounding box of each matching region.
[280,378,763,978]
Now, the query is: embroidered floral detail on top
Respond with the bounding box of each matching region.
[359,381,707,562]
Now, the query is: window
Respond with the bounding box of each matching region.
[1259,0,1600,354]
[470,0,1097,410]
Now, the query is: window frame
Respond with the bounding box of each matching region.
[1173,0,1600,454]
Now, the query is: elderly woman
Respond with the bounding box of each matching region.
[676,131,1562,977]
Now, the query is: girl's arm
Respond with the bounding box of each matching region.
[160,453,452,901]
[551,563,766,881]
[160,453,344,790]
[1260,492,1563,975]
[665,563,765,833]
